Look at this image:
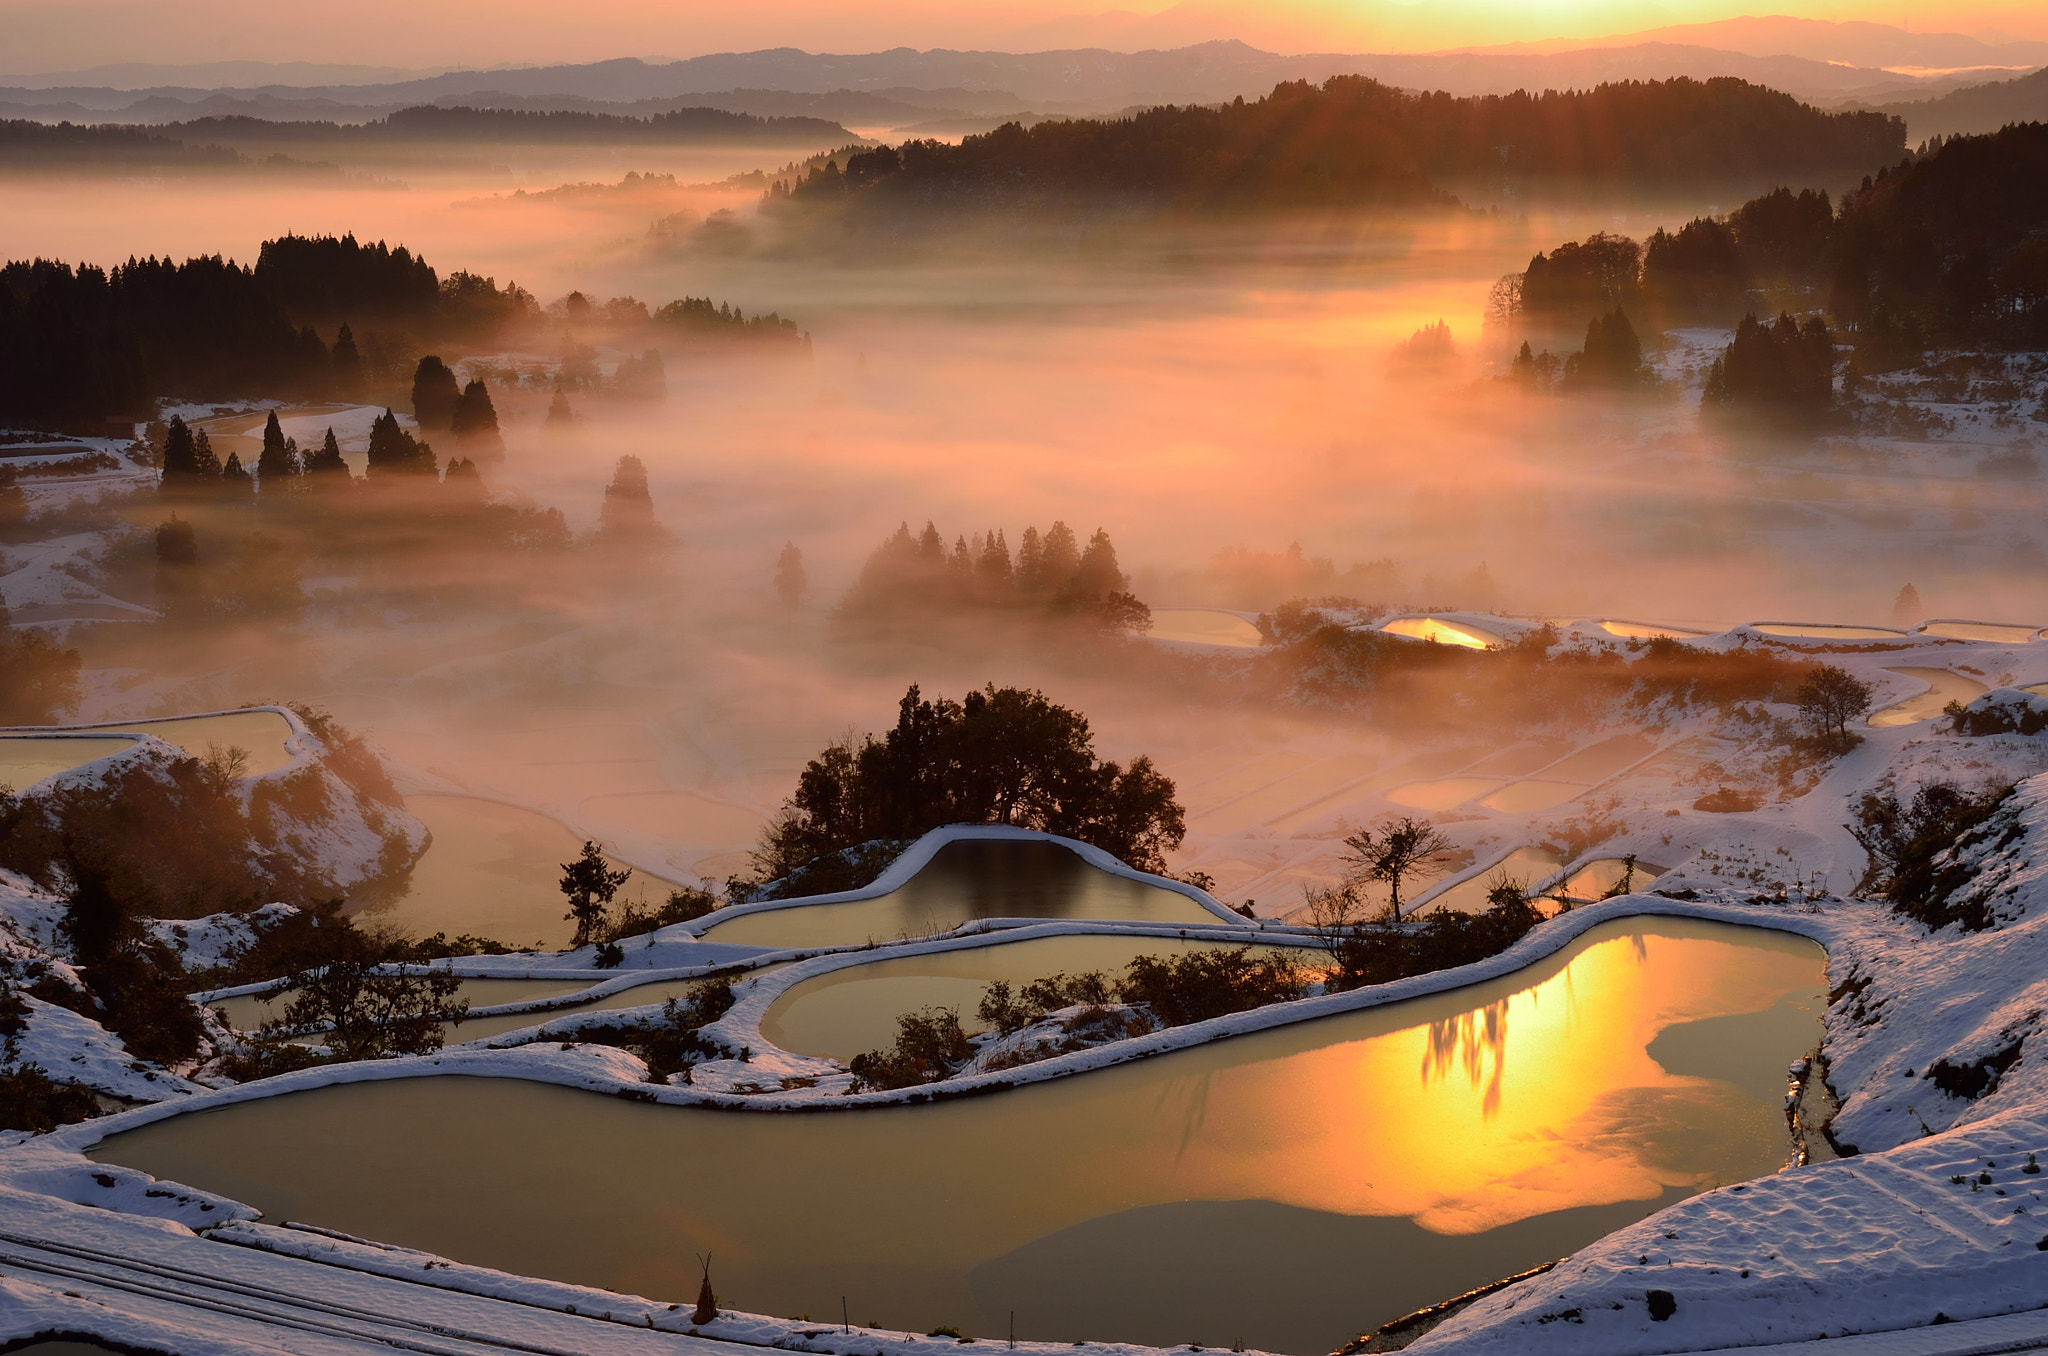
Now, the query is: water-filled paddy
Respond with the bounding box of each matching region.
[1867,667,1988,728]
[761,933,1313,1060]
[97,916,1825,1353]
[1378,616,1501,649]
[0,709,299,789]
[211,976,597,1034]
[444,966,789,1043]
[700,840,1219,947]
[1415,846,1568,915]
[365,794,639,949]
[1143,608,1265,648]
[1918,620,2037,643]
[0,735,137,790]
[1385,776,1503,810]
[1751,623,1907,640]
[94,710,298,774]
[1598,620,1715,639]
[1476,780,1583,813]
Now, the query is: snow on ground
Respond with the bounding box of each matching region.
[145,904,299,974]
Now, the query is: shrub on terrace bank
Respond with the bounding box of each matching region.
[749,683,1186,891]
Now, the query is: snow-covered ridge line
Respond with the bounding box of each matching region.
[47,889,1834,1150]
[675,823,1247,934]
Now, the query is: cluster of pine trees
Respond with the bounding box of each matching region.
[1702,313,1837,422]
[1506,188,1837,337]
[0,230,806,430]
[1504,121,2048,370]
[1509,308,1651,392]
[653,297,807,347]
[840,519,1149,632]
[146,404,661,625]
[767,76,1900,220]
[0,236,529,427]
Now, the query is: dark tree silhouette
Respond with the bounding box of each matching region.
[757,683,1186,882]
[1795,664,1874,744]
[305,427,351,484]
[1343,818,1453,920]
[560,841,632,948]
[1563,308,1649,389]
[365,409,435,477]
[598,455,661,541]
[450,378,503,458]
[329,321,362,396]
[411,356,460,429]
[255,410,301,486]
[1702,312,1836,421]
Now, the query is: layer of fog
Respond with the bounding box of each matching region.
[10,157,2045,920]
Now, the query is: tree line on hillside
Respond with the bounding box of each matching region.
[156,104,850,145]
[839,519,1150,634]
[0,234,807,429]
[0,119,241,167]
[766,77,1902,220]
[1499,121,2048,416]
[749,683,1186,896]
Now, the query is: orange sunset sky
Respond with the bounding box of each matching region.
[4,0,2046,76]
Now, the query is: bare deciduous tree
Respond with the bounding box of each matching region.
[1344,817,1453,921]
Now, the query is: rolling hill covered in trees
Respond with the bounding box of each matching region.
[0,234,806,428]
[767,75,1905,220]
[1503,119,2048,349]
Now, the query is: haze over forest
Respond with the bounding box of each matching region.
[7,2,2048,1350]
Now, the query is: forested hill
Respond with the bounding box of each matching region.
[158,104,853,145]
[0,233,806,428]
[770,76,1906,218]
[0,106,854,168]
[0,120,239,167]
[1504,120,2048,350]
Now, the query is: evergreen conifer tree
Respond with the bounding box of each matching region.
[158,416,202,488]
[256,411,301,486]
[306,427,351,484]
[544,386,574,426]
[1065,528,1127,603]
[330,322,362,398]
[219,451,253,499]
[774,542,806,609]
[192,430,222,477]
[450,379,505,458]
[1036,521,1080,593]
[597,455,660,540]
[1016,526,1043,591]
[366,409,436,477]
[410,356,460,429]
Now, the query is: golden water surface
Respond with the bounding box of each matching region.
[97,916,1824,1352]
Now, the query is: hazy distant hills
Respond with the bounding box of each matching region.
[0,34,2040,134]
[1461,16,2048,72]
[1869,66,2048,139]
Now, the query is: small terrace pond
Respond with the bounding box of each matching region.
[699,840,1221,947]
[96,916,1826,1354]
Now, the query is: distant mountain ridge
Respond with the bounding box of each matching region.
[0,38,2023,128]
[1459,16,2048,71]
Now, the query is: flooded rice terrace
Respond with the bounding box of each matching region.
[703,839,1221,946]
[100,916,1825,1354]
